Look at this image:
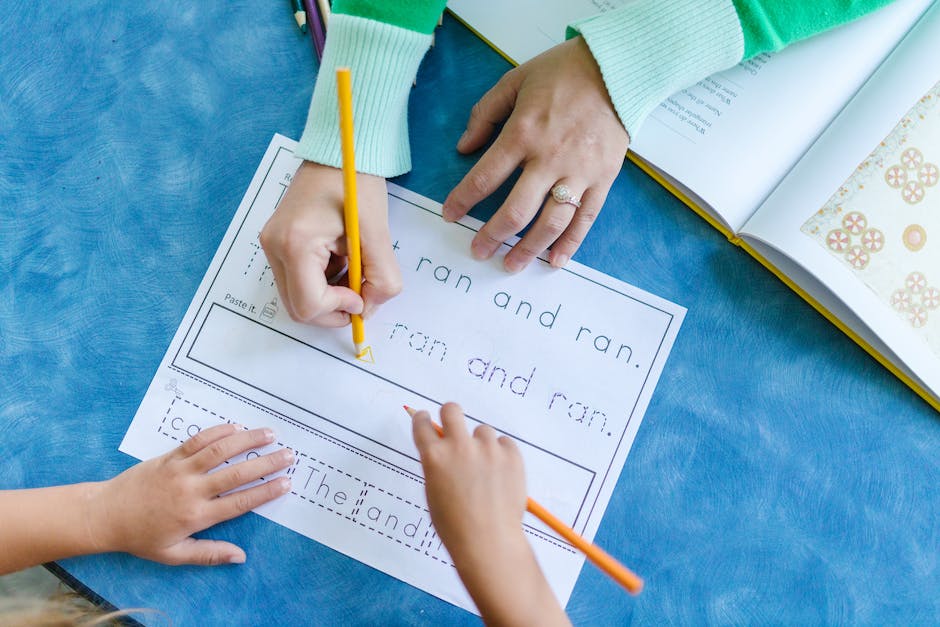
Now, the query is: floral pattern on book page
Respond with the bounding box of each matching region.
[802,80,940,358]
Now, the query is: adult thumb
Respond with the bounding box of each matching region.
[359,221,403,320]
[457,70,521,154]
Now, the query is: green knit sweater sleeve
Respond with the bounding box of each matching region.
[732,0,896,58]
[334,0,447,34]
[569,0,896,140]
[295,1,445,176]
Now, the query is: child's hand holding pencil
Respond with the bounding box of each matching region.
[410,403,572,626]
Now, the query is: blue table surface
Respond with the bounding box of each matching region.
[2,2,938,625]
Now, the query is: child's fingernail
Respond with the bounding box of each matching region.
[280,449,295,464]
[262,428,275,442]
[552,254,569,268]
[278,477,292,492]
[457,130,469,147]
[229,553,246,564]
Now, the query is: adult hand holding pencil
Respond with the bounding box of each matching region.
[258,74,402,332]
[335,67,369,358]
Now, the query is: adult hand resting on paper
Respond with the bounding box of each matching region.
[260,161,402,325]
[443,36,629,273]
[412,403,570,626]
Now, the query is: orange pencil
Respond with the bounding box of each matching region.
[336,68,367,357]
[403,405,644,595]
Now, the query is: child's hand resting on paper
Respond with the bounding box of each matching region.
[260,161,402,325]
[0,423,294,575]
[411,403,570,627]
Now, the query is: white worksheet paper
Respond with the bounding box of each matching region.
[121,134,685,613]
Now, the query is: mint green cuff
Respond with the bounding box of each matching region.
[296,14,432,177]
[568,0,745,141]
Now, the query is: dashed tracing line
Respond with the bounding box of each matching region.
[243,241,261,276]
[523,528,577,554]
[290,487,454,568]
[157,398,176,434]
[292,490,346,517]
[167,367,423,485]
[162,370,576,556]
[351,487,368,518]
[156,397,234,448]
[373,485,424,511]
[296,452,360,482]
[259,264,274,285]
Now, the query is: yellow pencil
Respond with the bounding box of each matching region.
[403,405,644,595]
[336,67,366,357]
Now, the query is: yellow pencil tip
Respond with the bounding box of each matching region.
[355,345,375,363]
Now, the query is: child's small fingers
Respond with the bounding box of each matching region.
[411,410,440,454]
[176,423,242,459]
[498,436,524,472]
[157,538,246,566]
[205,448,295,496]
[473,424,498,442]
[411,410,441,459]
[187,428,277,472]
[439,403,468,440]
[497,435,520,454]
[209,476,292,522]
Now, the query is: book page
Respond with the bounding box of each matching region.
[741,4,940,403]
[448,0,630,65]
[448,0,932,234]
[121,135,685,613]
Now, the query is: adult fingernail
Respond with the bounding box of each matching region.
[262,428,275,442]
[504,258,523,274]
[280,448,295,464]
[278,477,292,492]
[552,254,569,268]
[228,553,246,564]
[471,239,493,260]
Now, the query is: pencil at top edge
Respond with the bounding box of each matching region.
[316,0,331,28]
[336,68,367,356]
[290,0,307,33]
[303,0,325,59]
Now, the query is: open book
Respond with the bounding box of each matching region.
[448,0,940,410]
